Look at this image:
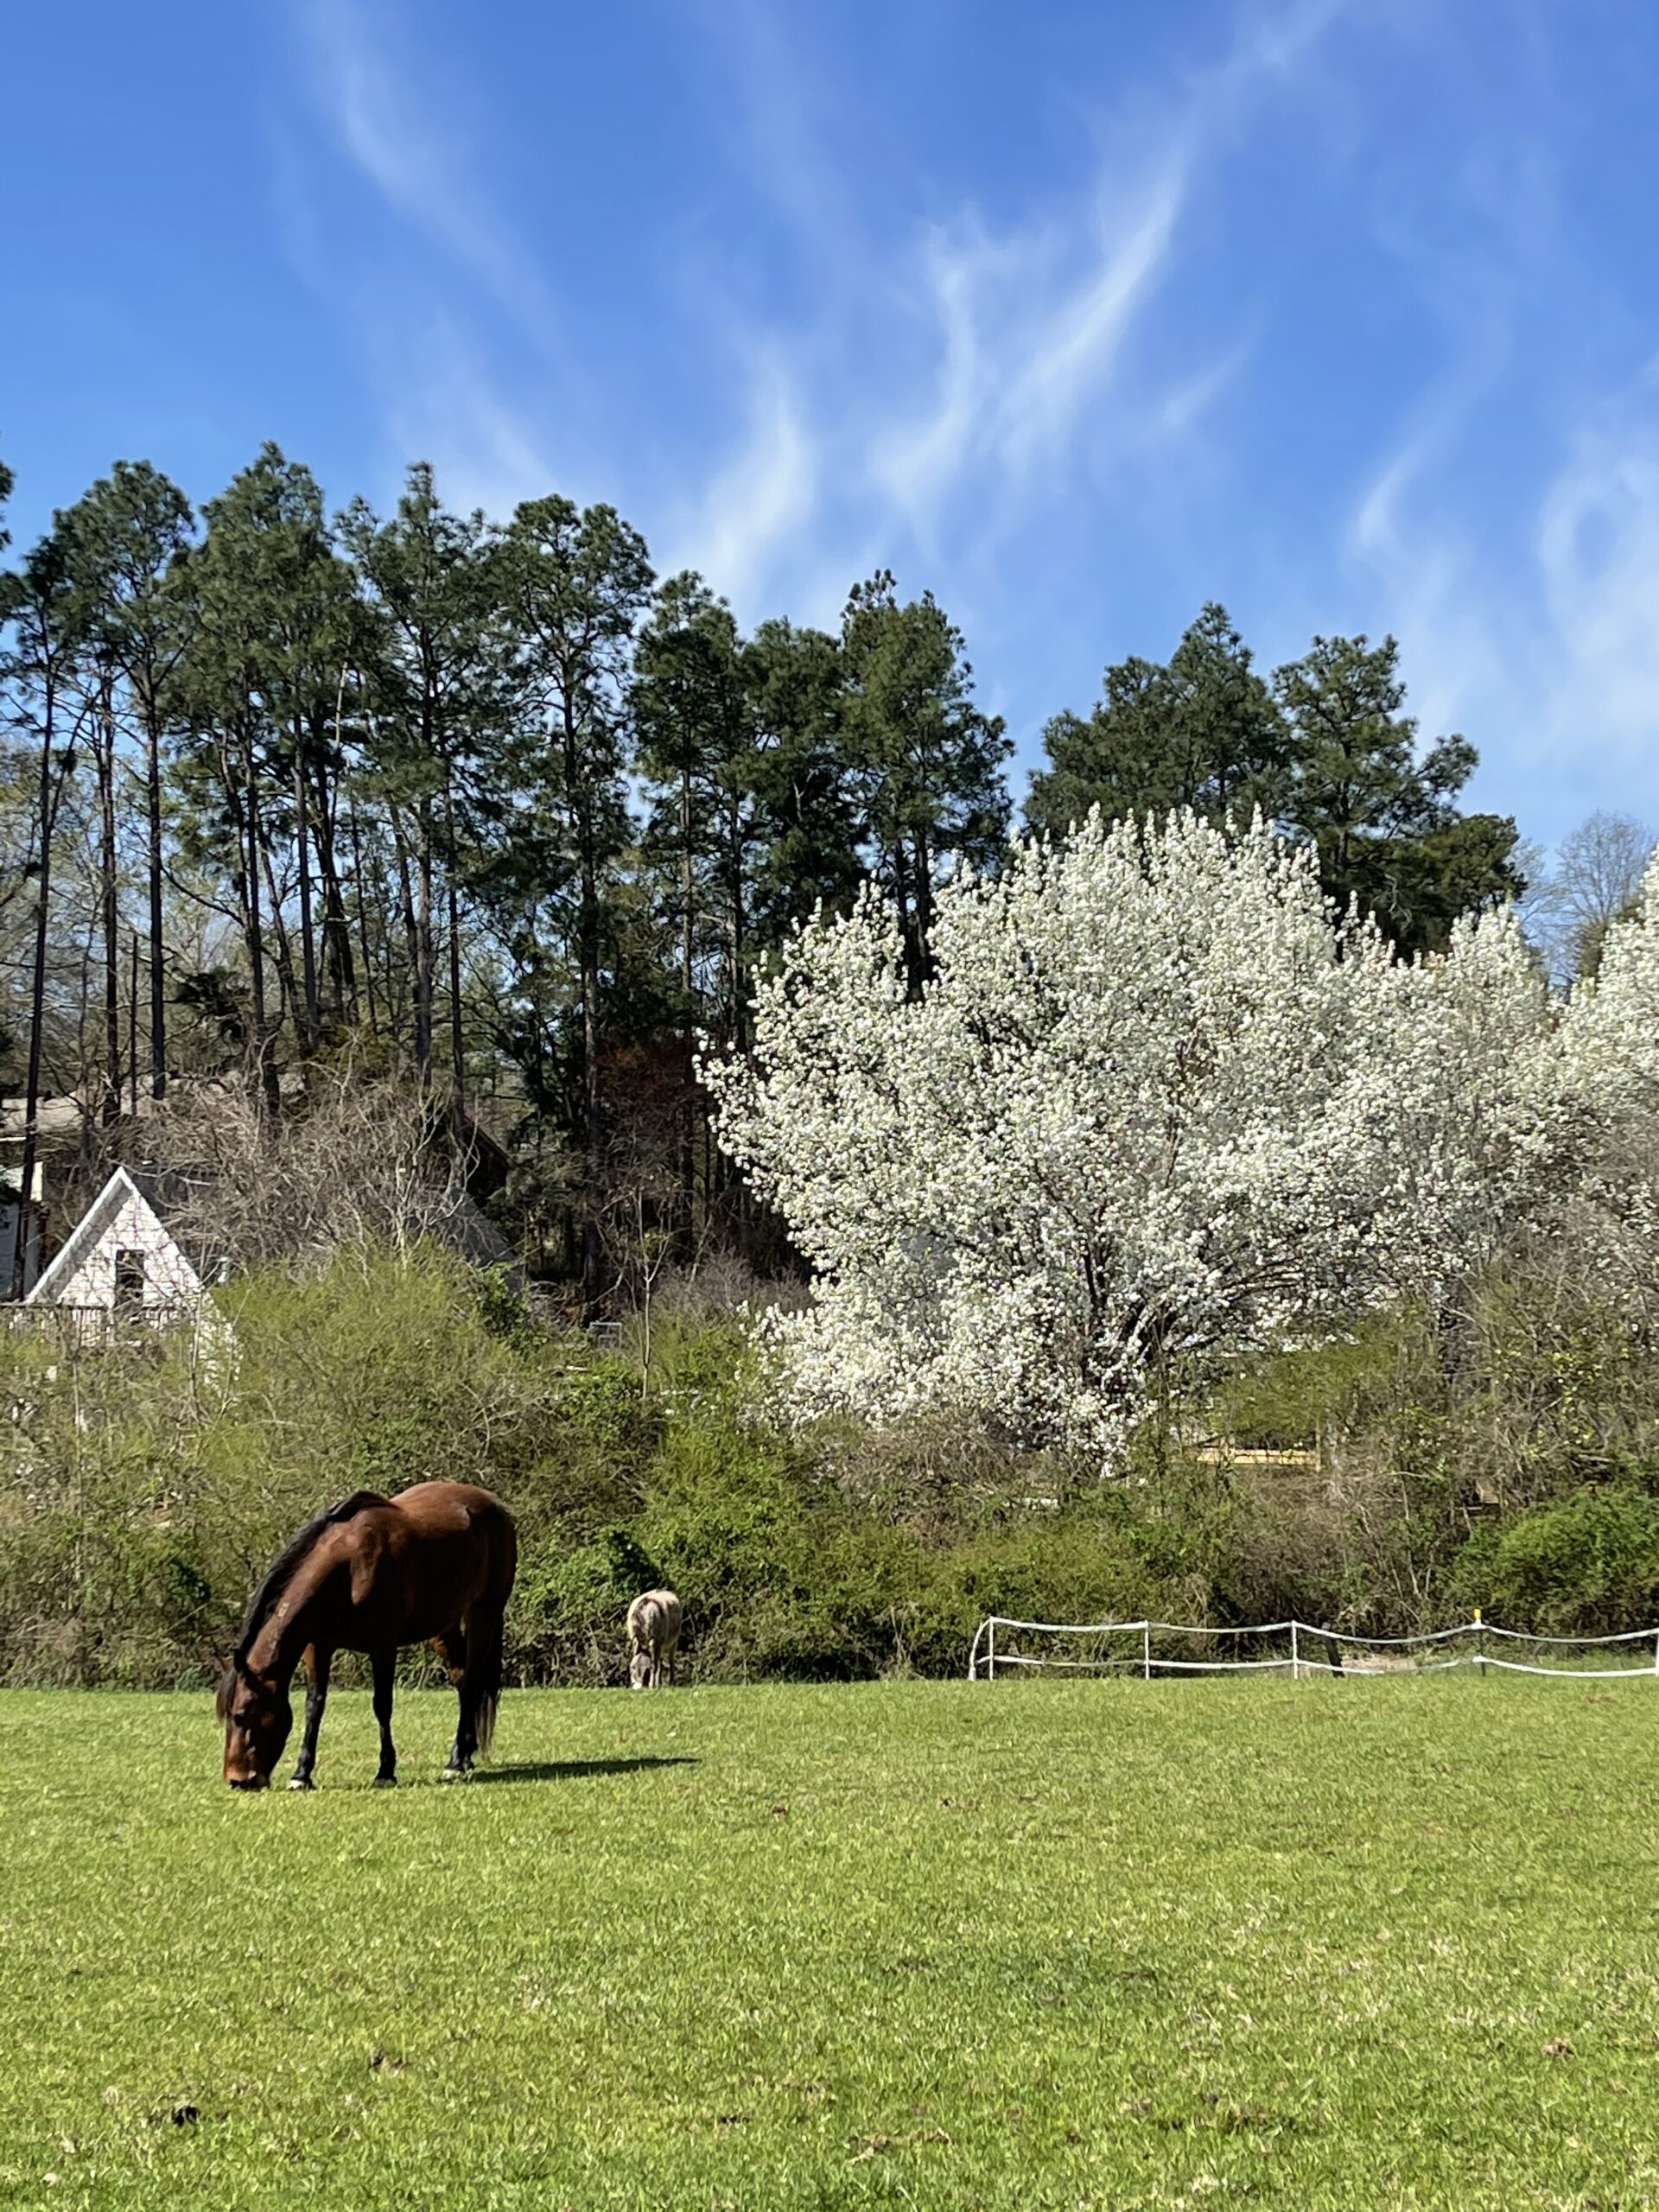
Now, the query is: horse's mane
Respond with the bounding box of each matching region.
[231,1491,389,1667]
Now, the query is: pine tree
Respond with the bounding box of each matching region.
[1274,632,1522,954]
[3,527,86,1294]
[57,462,196,1109]
[1027,602,1289,837]
[344,465,509,1104]
[500,496,653,1313]
[839,572,1010,994]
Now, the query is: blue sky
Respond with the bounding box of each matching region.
[4,0,1657,847]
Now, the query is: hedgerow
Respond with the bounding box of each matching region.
[4,1242,1659,1687]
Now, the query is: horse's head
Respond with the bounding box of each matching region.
[217,1659,292,1789]
[629,1649,652,1688]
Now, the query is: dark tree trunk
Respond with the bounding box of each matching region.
[97,680,122,1127]
[680,765,696,1234]
[14,682,66,1299]
[144,707,167,1099]
[243,735,280,1120]
[445,773,465,1110]
[293,733,320,1053]
[414,800,435,1090]
[310,746,355,1025]
[346,784,378,1037]
[129,929,140,1117]
[911,827,934,990]
[390,804,426,1078]
[565,688,604,1319]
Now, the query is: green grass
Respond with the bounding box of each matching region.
[3,1680,1658,2210]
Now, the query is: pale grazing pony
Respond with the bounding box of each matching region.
[626,1589,683,1688]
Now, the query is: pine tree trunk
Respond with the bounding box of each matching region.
[144,704,166,1099]
[391,806,423,1068]
[346,785,379,1037]
[293,732,320,1054]
[243,734,279,1120]
[310,751,355,1025]
[445,773,465,1110]
[414,798,435,1091]
[128,929,140,1117]
[680,766,696,1236]
[565,693,604,1319]
[98,681,122,1127]
[12,689,60,1300]
[912,827,934,990]
[726,790,747,1048]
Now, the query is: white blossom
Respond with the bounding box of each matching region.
[1551,844,1659,1273]
[707,811,1554,1456]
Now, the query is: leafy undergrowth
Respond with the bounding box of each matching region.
[1,1679,1656,2209]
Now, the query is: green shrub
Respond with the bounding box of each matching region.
[1452,1487,1659,1636]
[10,1240,1659,1685]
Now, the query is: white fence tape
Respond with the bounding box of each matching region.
[967,1614,1659,1682]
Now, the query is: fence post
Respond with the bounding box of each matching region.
[1474,1609,1485,1678]
[1142,1623,1151,1681]
[1290,1620,1300,1681]
[988,1620,996,1683]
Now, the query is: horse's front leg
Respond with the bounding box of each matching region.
[371,1644,398,1787]
[289,1644,332,1790]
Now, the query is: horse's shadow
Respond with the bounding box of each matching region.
[468,1754,698,1786]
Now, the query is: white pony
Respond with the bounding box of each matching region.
[626,1588,683,1689]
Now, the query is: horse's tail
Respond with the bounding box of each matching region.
[472,1606,505,1758]
[474,1502,516,1760]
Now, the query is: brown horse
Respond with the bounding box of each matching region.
[217,1482,517,1791]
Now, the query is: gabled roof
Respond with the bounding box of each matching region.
[25,1166,207,1307]
[27,1161,524,1303]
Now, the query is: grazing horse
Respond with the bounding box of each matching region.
[217,1483,517,1791]
[626,1588,683,1688]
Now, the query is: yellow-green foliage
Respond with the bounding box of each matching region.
[8,1243,1659,1687]
[0,1254,1189,1686]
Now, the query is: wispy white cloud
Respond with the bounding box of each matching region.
[871,162,1186,530]
[293,0,562,348]
[1344,307,1518,741]
[1537,383,1659,760]
[995,167,1186,468]
[276,0,1363,620]
[277,0,576,518]
[375,321,562,522]
[659,354,817,605]
[1333,16,1659,840]
[683,0,1361,617]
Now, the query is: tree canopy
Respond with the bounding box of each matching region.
[0,439,1551,1311]
[1029,607,1522,957]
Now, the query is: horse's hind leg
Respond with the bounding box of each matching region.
[289,1644,332,1790]
[445,1605,504,1779]
[371,1645,398,1787]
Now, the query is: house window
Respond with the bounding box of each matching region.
[113,1248,147,1312]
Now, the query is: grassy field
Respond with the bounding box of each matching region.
[2,1679,1657,2211]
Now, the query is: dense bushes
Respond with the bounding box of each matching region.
[4,1243,1659,1688]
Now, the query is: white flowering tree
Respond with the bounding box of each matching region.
[706,811,1551,1455]
[1559,844,1659,1106]
[1550,846,1659,1285]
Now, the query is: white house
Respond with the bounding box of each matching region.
[24,1166,219,1337]
[22,1161,524,1353]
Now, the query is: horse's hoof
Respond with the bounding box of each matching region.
[287,1777,314,1792]
[372,1776,397,1789]
[441,1766,472,1783]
